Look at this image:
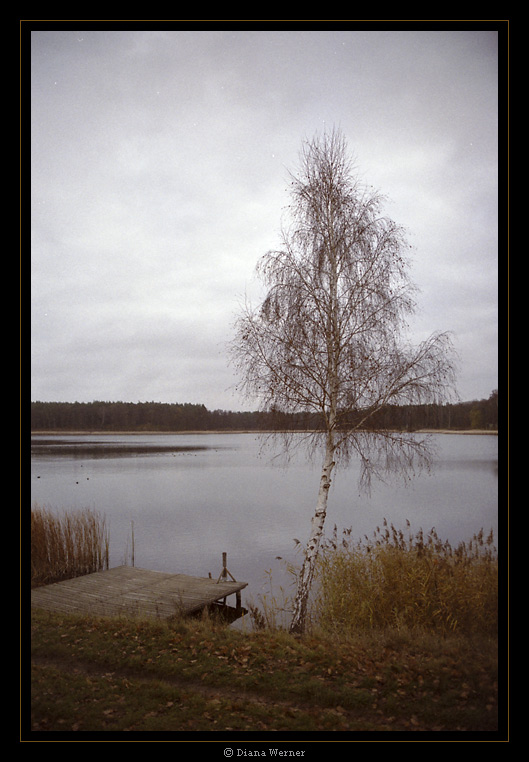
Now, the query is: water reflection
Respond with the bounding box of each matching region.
[31,437,216,458]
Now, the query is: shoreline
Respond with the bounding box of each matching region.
[30,428,498,436]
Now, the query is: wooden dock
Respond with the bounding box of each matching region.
[30,565,248,620]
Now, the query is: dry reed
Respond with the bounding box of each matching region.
[31,504,110,587]
[313,520,498,637]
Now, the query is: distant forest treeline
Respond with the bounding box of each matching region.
[30,391,498,433]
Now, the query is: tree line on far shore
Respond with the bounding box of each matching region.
[30,391,498,433]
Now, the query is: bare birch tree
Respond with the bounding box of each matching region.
[231,129,458,634]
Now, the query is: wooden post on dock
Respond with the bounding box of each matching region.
[216,552,241,608]
[216,552,237,584]
[221,553,227,603]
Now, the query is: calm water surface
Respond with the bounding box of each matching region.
[30,432,498,606]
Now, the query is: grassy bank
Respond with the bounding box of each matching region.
[28,609,500,735]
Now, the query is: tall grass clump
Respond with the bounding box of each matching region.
[31,505,110,588]
[312,520,498,638]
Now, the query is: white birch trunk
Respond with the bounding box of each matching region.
[289,438,335,634]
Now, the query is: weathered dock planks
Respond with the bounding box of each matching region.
[30,565,247,619]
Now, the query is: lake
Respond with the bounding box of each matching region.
[30,432,498,610]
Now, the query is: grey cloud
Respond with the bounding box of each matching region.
[30,28,501,408]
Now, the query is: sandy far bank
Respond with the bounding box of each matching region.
[30,430,268,436]
[415,429,498,435]
[31,428,498,436]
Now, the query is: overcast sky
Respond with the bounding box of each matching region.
[29,28,501,411]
